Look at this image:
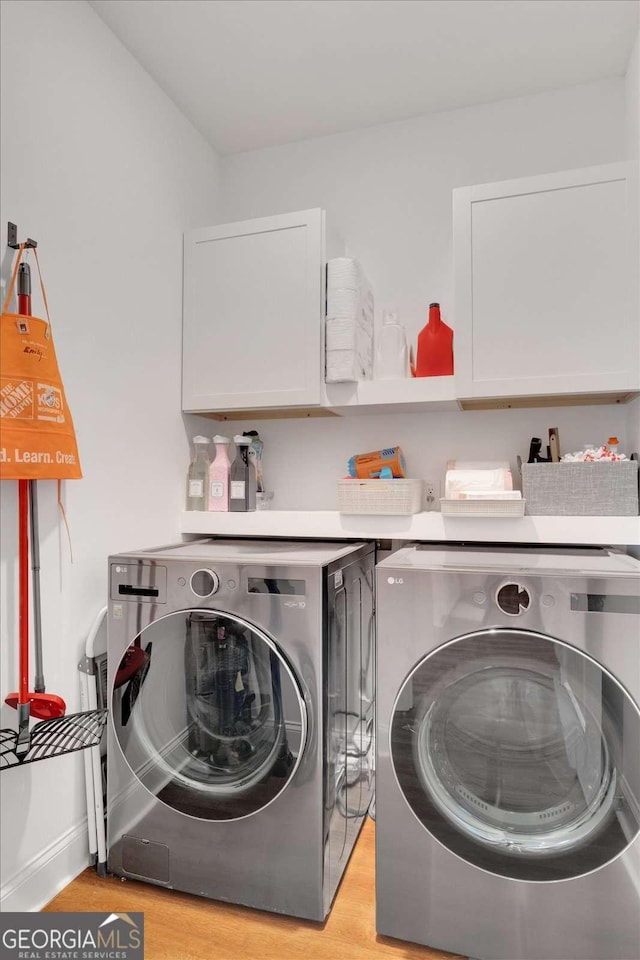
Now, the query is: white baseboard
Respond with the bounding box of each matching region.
[0,819,91,913]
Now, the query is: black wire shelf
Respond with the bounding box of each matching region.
[0,709,108,771]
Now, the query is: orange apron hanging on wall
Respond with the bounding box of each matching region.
[0,245,82,480]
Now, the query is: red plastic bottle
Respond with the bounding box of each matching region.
[415,303,453,377]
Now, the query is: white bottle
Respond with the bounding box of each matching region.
[376,311,408,380]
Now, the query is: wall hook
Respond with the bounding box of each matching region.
[8,222,37,250]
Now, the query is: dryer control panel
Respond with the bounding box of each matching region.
[110,561,167,603]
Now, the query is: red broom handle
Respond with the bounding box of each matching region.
[18,293,31,315]
[18,479,29,703]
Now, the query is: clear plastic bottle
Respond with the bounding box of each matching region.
[243,430,264,493]
[209,435,231,511]
[607,436,620,455]
[186,436,210,511]
[376,310,409,379]
[230,436,256,512]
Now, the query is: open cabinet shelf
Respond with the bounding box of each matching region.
[324,376,459,414]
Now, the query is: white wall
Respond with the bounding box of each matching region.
[213,405,628,511]
[221,78,625,343]
[0,0,219,910]
[219,78,632,507]
[625,20,640,457]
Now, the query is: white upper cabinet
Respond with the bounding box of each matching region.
[183,209,332,414]
[453,163,639,404]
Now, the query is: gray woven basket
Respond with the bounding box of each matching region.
[521,461,639,516]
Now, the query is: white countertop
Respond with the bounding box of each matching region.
[180,511,640,546]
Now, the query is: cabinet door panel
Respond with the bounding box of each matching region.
[183,210,323,411]
[454,164,639,400]
[472,180,626,383]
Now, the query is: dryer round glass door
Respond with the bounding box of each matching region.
[390,628,640,881]
[111,609,307,820]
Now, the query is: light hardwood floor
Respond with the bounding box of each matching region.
[44,819,462,960]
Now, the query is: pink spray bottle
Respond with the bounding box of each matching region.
[209,435,231,511]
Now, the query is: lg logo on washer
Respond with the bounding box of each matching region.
[387,576,404,585]
[496,582,531,616]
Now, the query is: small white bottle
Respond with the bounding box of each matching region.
[209,435,231,511]
[376,310,408,380]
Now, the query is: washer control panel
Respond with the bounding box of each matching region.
[110,562,167,603]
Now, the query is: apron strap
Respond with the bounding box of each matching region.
[2,245,52,336]
[58,480,74,563]
[33,247,52,334]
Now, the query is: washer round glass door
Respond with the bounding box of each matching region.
[391,629,640,881]
[112,609,307,821]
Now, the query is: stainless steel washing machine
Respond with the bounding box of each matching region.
[107,539,374,920]
[376,544,640,960]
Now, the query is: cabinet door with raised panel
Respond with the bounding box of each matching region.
[453,164,639,403]
[183,209,325,413]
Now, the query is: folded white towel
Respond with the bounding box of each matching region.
[327,288,360,319]
[325,257,374,383]
[457,490,522,500]
[445,468,513,500]
[446,460,510,471]
[327,258,362,290]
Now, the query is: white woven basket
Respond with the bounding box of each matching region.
[338,478,423,515]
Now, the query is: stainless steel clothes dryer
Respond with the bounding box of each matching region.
[376,545,640,960]
[107,539,374,920]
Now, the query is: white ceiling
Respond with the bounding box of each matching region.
[88,0,638,156]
